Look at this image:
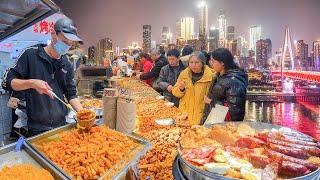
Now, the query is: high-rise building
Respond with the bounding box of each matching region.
[198,1,208,37]
[295,40,308,68]
[161,26,169,44]
[105,38,114,61]
[237,36,248,57]
[265,38,272,64]
[218,9,227,40]
[151,41,156,49]
[313,40,320,69]
[275,48,282,67]
[187,39,202,51]
[105,38,113,50]
[281,26,294,70]
[177,17,194,41]
[310,51,315,68]
[249,25,262,52]
[143,25,152,53]
[96,37,113,64]
[228,40,238,56]
[88,46,95,61]
[198,1,208,51]
[256,39,272,69]
[208,27,219,51]
[227,26,235,41]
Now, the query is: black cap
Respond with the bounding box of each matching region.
[54,18,83,44]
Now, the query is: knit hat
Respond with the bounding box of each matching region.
[189,51,207,65]
[181,45,194,56]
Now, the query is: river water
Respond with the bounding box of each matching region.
[245,101,320,140]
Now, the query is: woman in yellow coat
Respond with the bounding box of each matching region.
[172,51,213,125]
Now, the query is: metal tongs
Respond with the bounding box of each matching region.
[50,90,76,113]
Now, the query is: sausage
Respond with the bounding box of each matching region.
[265,149,318,171]
[268,143,310,159]
[274,135,319,147]
[256,132,319,148]
[248,154,271,169]
[266,138,320,157]
[279,161,310,178]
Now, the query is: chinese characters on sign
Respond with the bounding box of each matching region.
[0,43,13,51]
[33,20,54,34]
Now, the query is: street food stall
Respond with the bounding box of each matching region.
[0,0,319,180]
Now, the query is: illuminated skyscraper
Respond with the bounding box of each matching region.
[295,40,308,68]
[198,1,208,51]
[143,25,151,53]
[218,9,227,40]
[256,39,272,69]
[227,26,235,41]
[208,26,219,51]
[161,26,169,44]
[88,46,95,61]
[198,1,208,37]
[249,25,262,52]
[313,40,320,69]
[237,36,249,57]
[177,17,194,41]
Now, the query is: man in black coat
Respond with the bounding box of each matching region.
[158,49,185,107]
[137,48,168,91]
[2,18,83,136]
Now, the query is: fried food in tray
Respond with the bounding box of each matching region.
[138,128,182,180]
[137,100,183,118]
[0,164,54,180]
[179,123,320,179]
[76,109,96,121]
[80,98,102,109]
[36,126,138,180]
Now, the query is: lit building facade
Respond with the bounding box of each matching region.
[142,25,152,53]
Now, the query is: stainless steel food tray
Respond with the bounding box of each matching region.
[175,121,320,180]
[0,140,66,179]
[26,123,151,180]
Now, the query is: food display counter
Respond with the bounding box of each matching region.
[0,77,319,180]
[115,78,320,180]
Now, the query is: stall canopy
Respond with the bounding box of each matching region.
[0,0,59,42]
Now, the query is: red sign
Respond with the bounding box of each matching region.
[0,42,13,51]
[33,20,54,34]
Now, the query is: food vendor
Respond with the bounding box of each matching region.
[1,18,83,136]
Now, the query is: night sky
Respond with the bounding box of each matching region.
[54,0,320,53]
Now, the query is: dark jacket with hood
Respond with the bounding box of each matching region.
[2,44,77,132]
[201,69,248,124]
[157,60,186,106]
[140,54,168,80]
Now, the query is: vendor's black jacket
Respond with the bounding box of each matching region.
[201,69,248,124]
[2,44,77,131]
[140,55,168,80]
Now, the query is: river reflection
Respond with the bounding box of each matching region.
[245,101,320,140]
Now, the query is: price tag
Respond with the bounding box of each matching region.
[117,87,133,97]
[103,88,117,97]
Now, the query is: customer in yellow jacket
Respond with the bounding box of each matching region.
[172,51,213,125]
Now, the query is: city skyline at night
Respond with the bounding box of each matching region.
[55,0,320,53]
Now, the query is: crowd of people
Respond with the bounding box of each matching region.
[136,46,248,125]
